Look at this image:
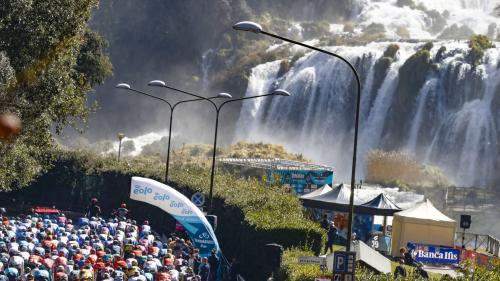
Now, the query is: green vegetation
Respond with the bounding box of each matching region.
[224,141,307,161]
[138,141,308,164]
[468,34,495,67]
[277,248,323,281]
[0,0,112,191]
[372,44,399,96]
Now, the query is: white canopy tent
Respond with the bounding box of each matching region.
[390,199,456,256]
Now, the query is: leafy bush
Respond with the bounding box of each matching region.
[372,44,399,95]
[383,44,400,59]
[277,248,323,281]
[468,34,495,66]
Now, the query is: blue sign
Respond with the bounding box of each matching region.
[334,251,356,274]
[407,242,460,265]
[191,192,205,207]
[269,169,333,195]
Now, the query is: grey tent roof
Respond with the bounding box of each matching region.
[301,184,403,216]
[356,193,402,216]
[300,184,333,199]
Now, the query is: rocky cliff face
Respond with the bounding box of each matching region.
[85,0,354,141]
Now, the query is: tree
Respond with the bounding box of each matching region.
[0,0,112,191]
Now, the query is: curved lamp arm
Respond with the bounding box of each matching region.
[218,90,290,111]
[147,80,230,111]
[116,83,173,111]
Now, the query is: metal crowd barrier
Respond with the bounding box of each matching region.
[455,232,500,257]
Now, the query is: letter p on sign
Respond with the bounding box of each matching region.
[334,252,347,273]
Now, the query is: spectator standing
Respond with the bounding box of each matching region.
[86,199,102,218]
[228,258,240,281]
[320,215,329,230]
[207,250,218,281]
[324,224,337,254]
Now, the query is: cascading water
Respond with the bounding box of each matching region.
[234,0,500,187]
[235,39,500,187]
[352,0,499,39]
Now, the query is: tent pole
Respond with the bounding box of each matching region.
[383,216,387,236]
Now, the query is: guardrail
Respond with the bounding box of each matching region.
[455,232,500,257]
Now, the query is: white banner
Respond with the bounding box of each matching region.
[130,177,220,256]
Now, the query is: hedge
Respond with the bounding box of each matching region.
[1,150,324,280]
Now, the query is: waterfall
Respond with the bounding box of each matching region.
[405,78,438,151]
[236,40,500,187]
[233,0,500,187]
[201,49,215,91]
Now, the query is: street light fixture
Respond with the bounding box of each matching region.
[115,83,226,182]
[233,20,362,252]
[149,80,291,213]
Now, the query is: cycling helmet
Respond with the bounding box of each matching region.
[5,267,19,280]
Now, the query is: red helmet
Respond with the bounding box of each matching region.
[55,257,68,266]
[120,203,126,208]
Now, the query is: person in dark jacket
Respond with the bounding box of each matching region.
[207,250,218,281]
[320,215,329,230]
[400,247,417,266]
[228,257,240,281]
[324,224,337,254]
[86,198,101,218]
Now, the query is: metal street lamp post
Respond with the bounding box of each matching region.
[117,133,125,162]
[115,83,226,182]
[233,21,362,252]
[148,80,291,213]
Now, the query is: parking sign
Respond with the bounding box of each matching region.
[333,251,356,280]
